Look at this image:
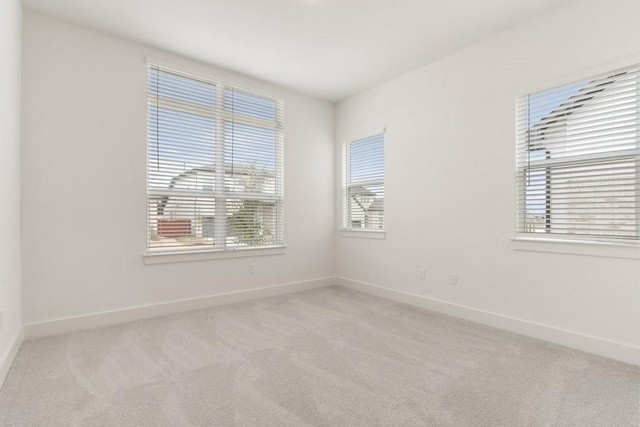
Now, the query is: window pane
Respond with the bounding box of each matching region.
[147,106,216,191]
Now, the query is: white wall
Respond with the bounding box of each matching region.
[0,0,23,380]
[336,0,640,354]
[17,0,640,365]
[21,12,335,325]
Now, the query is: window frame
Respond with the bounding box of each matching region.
[145,62,285,260]
[515,63,640,246]
[341,130,386,236]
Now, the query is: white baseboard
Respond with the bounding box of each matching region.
[0,326,23,391]
[336,277,640,367]
[22,276,639,367]
[24,277,333,340]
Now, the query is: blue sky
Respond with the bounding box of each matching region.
[350,134,384,183]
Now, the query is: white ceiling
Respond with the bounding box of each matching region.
[22,0,576,102]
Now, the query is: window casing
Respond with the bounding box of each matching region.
[516,64,640,243]
[147,65,284,252]
[342,133,385,231]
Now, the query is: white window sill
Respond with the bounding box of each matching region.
[339,229,386,240]
[511,237,639,259]
[144,245,286,265]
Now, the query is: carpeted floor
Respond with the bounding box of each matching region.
[0,286,638,426]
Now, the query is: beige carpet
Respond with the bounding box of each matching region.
[1,286,638,426]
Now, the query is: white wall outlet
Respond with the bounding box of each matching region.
[419,268,426,280]
[249,263,256,274]
[449,274,458,286]
[0,311,4,331]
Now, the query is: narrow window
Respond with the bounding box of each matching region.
[343,133,385,231]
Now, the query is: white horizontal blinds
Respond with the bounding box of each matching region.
[147,66,217,250]
[344,133,385,230]
[224,87,284,247]
[516,63,640,241]
[147,65,284,251]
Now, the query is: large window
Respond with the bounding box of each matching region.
[147,65,284,252]
[516,64,639,242]
[342,132,385,231]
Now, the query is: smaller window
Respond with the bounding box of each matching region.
[342,132,385,231]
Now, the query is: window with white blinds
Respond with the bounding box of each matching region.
[516,63,639,242]
[342,133,385,231]
[147,65,284,252]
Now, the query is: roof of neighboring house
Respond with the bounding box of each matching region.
[530,71,626,144]
[156,163,276,215]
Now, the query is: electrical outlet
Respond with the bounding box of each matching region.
[249,263,256,274]
[449,274,458,286]
[0,311,4,331]
[419,268,426,280]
